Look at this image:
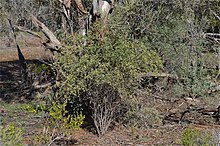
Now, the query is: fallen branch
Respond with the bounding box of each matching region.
[32,15,61,45]
[203,32,220,44]
[31,15,61,53]
[205,33,220,37]
[152,94,180,103]
[47,135,64,146]
[139,72,179,80]
[165,105,220,124]
[32,82,54,90]
[15,25,43,39]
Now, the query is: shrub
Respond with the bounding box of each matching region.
[123,99,162,129]
[49,100,85,129]
[52,21,162,135]
[181,128,213,146]
[24,96,85,145]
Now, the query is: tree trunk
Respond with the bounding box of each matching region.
[8,19,28,84]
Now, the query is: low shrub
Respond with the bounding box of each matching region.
[0,123,24,146]
[123,99,162,129]
[181,128,213,146]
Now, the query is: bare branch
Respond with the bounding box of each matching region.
[73,0,87,16]
[47,135,64,146]
[139,72,179,80]
[203,33,220,44]
[15,26,43,39]
[31,15,62,53]
[32,82,54,90]
[205,33,220,37]
[210,9,220,21]
[31,15,61,46]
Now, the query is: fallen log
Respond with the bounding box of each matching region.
[164,105,220,124]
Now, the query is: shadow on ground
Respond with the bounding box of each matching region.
[0,60,44,102]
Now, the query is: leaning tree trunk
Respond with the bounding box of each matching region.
[8,19,28,85]
[90,0,114,41]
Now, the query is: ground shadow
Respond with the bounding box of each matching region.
[0,59,45,102]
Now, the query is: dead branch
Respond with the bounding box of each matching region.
[73,0,87,16]
[31,15,61,53]
[32,82,54,90]
[165,105,220,124]
[31,15,61,46]
[15,26,43,39]
[152,94,180,103]
[139,72,179,79]
[205,33,220,37]
[210,10,220,21]
[47,135,64,146]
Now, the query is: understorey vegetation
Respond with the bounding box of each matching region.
[0,0,220,145]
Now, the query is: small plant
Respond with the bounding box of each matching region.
[25,98,85,130]
[49,101,85,129]
[0,123,24,146]
[177,63,212,98]
[25,98,85,145]
[181,128,213,146]
[87,83,121,136]
[124,99,162,129]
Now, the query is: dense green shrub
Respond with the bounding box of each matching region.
[52,20,163,135]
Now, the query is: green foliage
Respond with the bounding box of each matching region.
[49,101,85,129]
[176,63,213,98]
[55,26,162,98]
[23,97,85,144]
[117,0,218,99]
[2,0,218,140]
[52,18,162,135]
[181,128,213,146]
[0,123,24,146]
[25,97,85,130]
[29,64,51,76]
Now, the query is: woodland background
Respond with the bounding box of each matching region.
[0,0,220,145]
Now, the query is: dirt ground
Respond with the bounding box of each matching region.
[0,33,220,146]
